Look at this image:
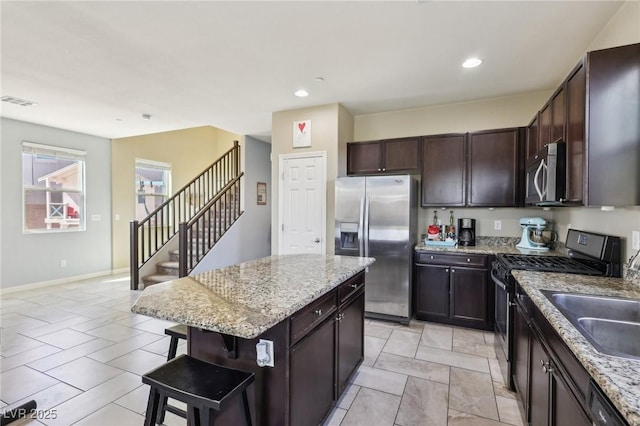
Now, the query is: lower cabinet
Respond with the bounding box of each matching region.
[513,282,592,426]
[414,252,492,330]
[290,316,336,426]
[337,291,365,395]
[290,274,365,426]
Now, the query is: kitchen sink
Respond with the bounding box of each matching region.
[577,318,640,359]
[543,291,640,322]
[542,290,640,360]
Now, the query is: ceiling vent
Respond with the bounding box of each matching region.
[1,96,37,106]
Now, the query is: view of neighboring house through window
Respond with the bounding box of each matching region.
[135,159,171,221]
[22,142,86,233]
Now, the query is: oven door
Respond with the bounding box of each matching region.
[492,267,509,355]
[491,263,514,389]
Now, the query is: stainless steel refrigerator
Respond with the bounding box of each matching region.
[335,175,417,324]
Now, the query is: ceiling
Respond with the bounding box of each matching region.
[0,1,623,142]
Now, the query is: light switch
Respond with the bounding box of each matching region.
[91,214,101,221]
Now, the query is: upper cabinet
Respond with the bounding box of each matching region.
[468,128,523,207]
[564,60,586,204]
[527,42,640,206]
[421,129,523,207]
[585,43,640,206]
[347,137,420,175]
[421,134,466,206]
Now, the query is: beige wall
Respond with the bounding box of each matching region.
[111,126,239,269]
[271,103,354,255]
[352,5,640,263]
[353,91,551,141]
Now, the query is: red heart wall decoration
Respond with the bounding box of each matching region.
[298,122,306,133]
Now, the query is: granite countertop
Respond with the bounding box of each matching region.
[512,270,640,426]
[414,243,562,256]
[131,254,375,339]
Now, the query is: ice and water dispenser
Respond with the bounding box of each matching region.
[338,222,360,251]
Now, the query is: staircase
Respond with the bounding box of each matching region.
[140,194,241,287]
[130,141,244,290]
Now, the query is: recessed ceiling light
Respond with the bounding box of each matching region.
[462,58,482,68]
[294,89,309,97]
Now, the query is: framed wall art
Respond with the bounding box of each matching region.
[257,182,267,205]
[292,120,311,148]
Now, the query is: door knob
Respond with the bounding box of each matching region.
[314,238,320,243]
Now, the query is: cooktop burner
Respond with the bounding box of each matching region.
[496,253,604,276]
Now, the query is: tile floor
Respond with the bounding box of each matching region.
[1,273,524,426]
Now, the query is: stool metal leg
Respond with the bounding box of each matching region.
[166,336,179,361]
[188,406,200,426]
[200,406,214,426]
[144,388,160,426]
[242,390,252,426]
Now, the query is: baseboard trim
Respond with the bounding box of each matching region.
[0,269,129,295]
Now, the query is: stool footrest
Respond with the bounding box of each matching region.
[165,404,186,419]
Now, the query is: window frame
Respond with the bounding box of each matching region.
[22,141,87,234]
[134,158,172,222]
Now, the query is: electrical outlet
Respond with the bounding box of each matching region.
[256,339,274,367]
[632,230,640,250]
[60,259,67,268]
[494,220,502,231]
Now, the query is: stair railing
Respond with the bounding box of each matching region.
[178,172,244,277]
[130,141,240,289]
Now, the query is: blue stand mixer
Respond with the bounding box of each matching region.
[516,217,552,251]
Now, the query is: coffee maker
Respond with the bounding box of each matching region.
[458,218,476,246]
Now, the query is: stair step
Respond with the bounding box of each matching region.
[169,249,180,261]
[157,261,179,275]
[142,274,179,288]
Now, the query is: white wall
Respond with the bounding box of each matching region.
[0,118,112,289]
[191,136,272,273]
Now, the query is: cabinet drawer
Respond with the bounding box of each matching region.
[291,291,337,344]
[338,272,365,306]
[416,252,488,268]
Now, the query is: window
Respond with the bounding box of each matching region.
[135,159,171,221]
[22,142,86,233]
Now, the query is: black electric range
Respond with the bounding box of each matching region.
[492,229,621,391]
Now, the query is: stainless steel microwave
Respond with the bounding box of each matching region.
[525,142,566,206]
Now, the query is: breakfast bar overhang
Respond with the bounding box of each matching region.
[132,254,375,426]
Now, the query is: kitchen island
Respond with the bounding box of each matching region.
[132,254,375,426]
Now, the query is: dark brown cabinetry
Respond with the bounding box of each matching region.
[564,61,586,204]
[551,87,566,144]
[539,103,552,149]
[421,134,466,206]
[584,43,640,206]
[526,115,540,160]
[467,128,522,207]
[290,315,335,426]
[347,137,420,175]
[414,252,492,330]
[189,271,365,426]
[421,129,523,207]
[526,42,640,206]
[512,282,593,426]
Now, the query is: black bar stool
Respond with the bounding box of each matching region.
[157,324,188,423]
[143,354,254,426]
[165,324,187,361]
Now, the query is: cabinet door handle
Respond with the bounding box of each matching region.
[335,313,345,322]
[350,283,359,289]
[314,309,323,316]
[445,268,449,272]
[451,269,455,273]
[466,258,471,263]
[377,168,381,172]
[382,168,386,171]
[430,255,434,260]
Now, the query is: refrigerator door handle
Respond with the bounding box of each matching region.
[364,194,370,260]
[358,195,365,256]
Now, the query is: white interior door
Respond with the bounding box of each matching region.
[279,152,326,255]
